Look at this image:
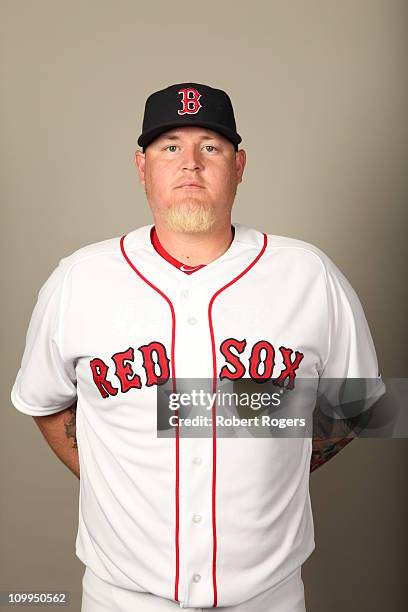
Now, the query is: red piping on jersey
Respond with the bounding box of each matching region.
[119,235,181,603]
[120,231,268,608]
[207,232,268,607]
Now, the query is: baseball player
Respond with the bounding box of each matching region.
[11,82,385,611]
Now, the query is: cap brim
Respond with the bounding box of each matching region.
[137,121,242,149]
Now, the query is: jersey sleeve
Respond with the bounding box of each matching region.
[10,259,77,416]
[317,255,386,418]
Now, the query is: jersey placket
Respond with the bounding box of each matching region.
[173,279,216,608]
[120,225,268,608]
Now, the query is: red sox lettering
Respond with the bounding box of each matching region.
[89,337,305,398]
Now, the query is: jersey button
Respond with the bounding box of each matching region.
[192,456,202,466]
[193,574,201,583]
[187,316,197,325]
[180,288,190,299]
[192,514,202,524]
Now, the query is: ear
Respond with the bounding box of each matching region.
[235,149,246,184]
[134,150,146,185]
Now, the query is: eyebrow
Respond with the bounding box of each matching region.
[160,133,218,141]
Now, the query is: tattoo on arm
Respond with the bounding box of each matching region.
[65,404,78,449]
[310,406,366,473]
[310,436,355,472]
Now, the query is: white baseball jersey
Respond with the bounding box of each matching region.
[11,222,385,608]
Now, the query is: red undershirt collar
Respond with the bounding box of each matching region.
[150,226,236,275]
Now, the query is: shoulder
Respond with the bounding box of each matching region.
[39,227,149,294]
[266,232,332,269]
[34,234,123,298]
[58,235,122,269]
[260,229,359,302]
[55,225,152,276]
[59,223,154,269]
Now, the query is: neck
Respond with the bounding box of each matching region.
[152,219,234,266]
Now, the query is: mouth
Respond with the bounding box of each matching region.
[176,183,204,190]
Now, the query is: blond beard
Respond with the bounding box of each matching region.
[165,199,217,233]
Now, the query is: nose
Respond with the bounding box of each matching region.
[181,145,203,172]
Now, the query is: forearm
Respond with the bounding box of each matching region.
[33,402,80,479]
[310,436,355,472]
[310,404,366,472]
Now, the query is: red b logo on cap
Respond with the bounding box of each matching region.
[177,88,202,115]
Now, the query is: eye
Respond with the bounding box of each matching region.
[203,145,217,152]
[165,145,179,153]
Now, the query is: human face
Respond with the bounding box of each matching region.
[135,127,246,233]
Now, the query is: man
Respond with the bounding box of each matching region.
[11,82,385,611]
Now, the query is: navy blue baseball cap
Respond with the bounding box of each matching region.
[137,82,242,151]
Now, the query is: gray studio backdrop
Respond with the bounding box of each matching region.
[1,1,407,611]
